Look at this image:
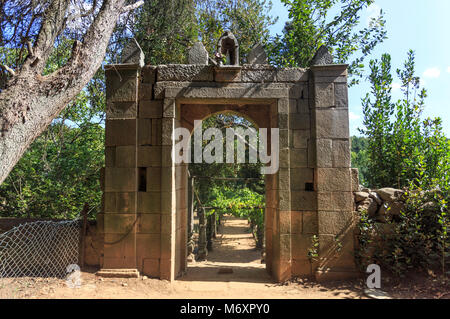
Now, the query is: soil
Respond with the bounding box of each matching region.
[0,215,448,299]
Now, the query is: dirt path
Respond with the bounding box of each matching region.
[0,216,367,299]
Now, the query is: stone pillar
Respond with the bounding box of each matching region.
[309,64,357,281]
[272,98,292,282]
[101,64,140,272]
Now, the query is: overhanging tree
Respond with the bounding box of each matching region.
[0,0,143,185]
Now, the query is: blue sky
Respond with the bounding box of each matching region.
[268,0,450,137]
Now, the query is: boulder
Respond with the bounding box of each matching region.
[375,188,403,202]
[358,198,378,217]
[369,192,382,205]
[354,191,369,202]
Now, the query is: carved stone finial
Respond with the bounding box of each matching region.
[310,45,333,66]
[121,38,145,67]
[188,42,209,65]
[248,43,268,65]
[217,31,239,66]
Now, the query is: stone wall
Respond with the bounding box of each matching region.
[100,56,357,282]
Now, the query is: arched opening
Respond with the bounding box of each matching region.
[172,102,278,282]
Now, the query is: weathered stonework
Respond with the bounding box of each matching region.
[99,44,356,283]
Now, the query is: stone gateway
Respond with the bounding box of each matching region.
[98,35,358,282]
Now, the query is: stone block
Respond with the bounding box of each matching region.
[317,192,353,212]
[289,113,310,130]
[279,211,291,234]
[291,211,303,234]
[104,214,137,234]
[139,100,163,119]
[332,139,351,168]
[137,192,161,213]
[138,119,152,146]
[147,167,161,191]
[335,83,348,108]
[291,191,318,211]
[139,83,153,100]
[105,168,136,192]
[105,147,116,167]
[292,260,311,277]
[277,98,289,114]
[351,168,359,192]
[105,119,136,146]
[315,109,349,139]
[290,148,308,168]
[188,42,209,65]
[318,211,354,235]
[316,139,332,168]
[152,119,162,145]
[105,192,136,213]
[303,211,318,234]
[138,214,161,234]
[242,69,276,82]
[278,190,291,211]
[106,71,138,103]
[137,146,162,167]
[291,233,310,260]
[314,83,334,108]
[157,65,214,82]
[106,101,137,119]
[142,258,160,278]
[292,130,310,149]
[115,145,136,167]
[141,66,157,84]
[290,168,314,191]
[214,68,242,82]
[276,68,308,82]
[163,99,175,118]
[316,168,351,192]
[162,118,174,145]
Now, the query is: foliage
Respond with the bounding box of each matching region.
[351,136,369,186]
[196,0,276,61]
[357,51,450,276]
[112,0,198,65]
[190,113,265,247]
[268,0,387,85]
[0,40,105,219]
[360,50,450,190]
[209,186,265,247]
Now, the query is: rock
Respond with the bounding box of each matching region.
[310,45,333,65]
[247,43,268,64]
[121,38,144,67]
[375,188,403,202]
[378,203,389,217]
[362,187,371,193]
[188,42,209,65]
[368,200,379,217]
[369,192,382,205]
[354,191,369,202]
[358,198,378,217]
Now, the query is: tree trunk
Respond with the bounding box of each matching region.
[0,0,141,184]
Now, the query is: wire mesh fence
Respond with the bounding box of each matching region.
[0,219,81,278]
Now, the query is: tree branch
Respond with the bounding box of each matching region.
[121,0,144,13]
[0,64,16,76]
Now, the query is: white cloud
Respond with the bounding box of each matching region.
[349,112,361,121]
[423,67,441,79]
[391,82,401,91]
[447,66,450,73]
[366,3,381,26]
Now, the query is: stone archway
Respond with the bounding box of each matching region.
[98,39,358,282]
